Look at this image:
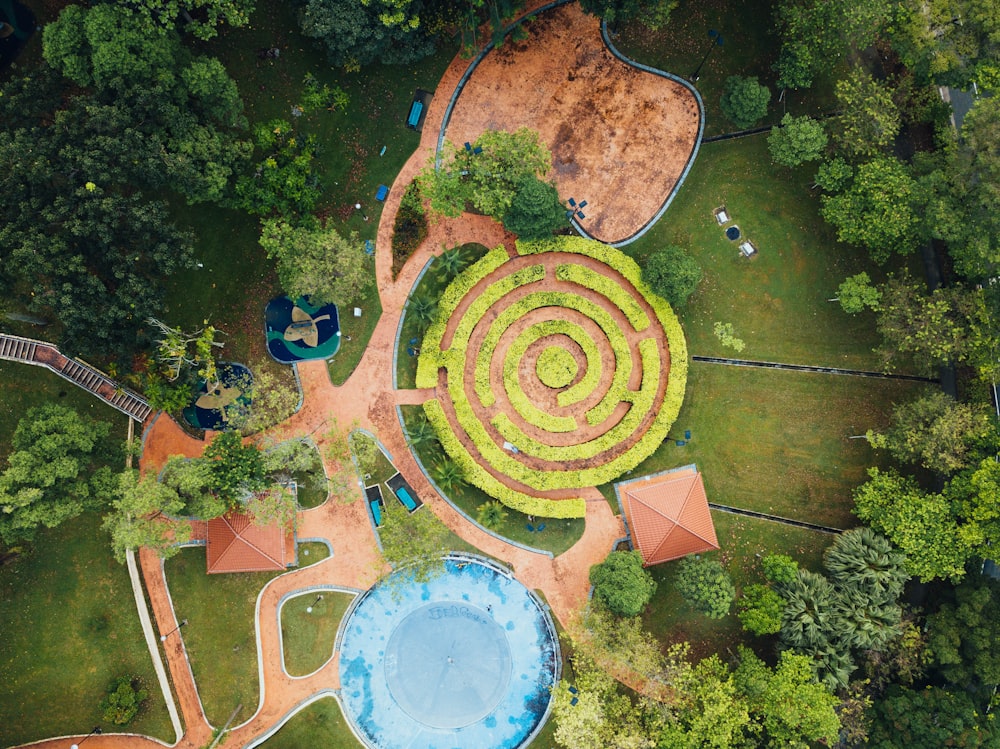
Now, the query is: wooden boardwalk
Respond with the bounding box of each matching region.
[0,332,152,422]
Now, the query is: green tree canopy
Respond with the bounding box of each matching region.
[926,574,1000,694]
[869,685,998,749]
[737,584,785,636]
[0,405,116,545]
[202,432,267,506]
[854,467,973,581]
[767,113,828,167]
[589,550,657,617]
[837,272,881,314]
[115,0,256,40]
[675,555,735,619]
[719,75,771,130]
[418,128,554,220]
[820,156,921,263]
[578,0,678,29]
[103,470,192,563]
[501,176,568,240]
[259,219,371,306]
[641,245,703,307]
[832,70,901,160]
[870,391,992,474]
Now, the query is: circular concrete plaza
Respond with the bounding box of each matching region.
[338,556,559,749]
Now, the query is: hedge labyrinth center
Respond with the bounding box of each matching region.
[415,236,688,518]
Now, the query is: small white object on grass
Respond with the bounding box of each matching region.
[354,307,362,317]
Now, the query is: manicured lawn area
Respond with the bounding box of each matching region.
[280,590,354,676]
[164,547,283,726]
[628,135,912,370]
[395,243,492,389]
[623,363,931,529]
[258,696,360,749]
[0,513,172,748]
[0,360,128,461]
[327,282,382,386]
[642,510,830,660]
[399,406,586,555]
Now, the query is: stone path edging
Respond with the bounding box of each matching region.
[692,355,938,382]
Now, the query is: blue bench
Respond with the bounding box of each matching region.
[396,487,418,512]
[369,499,382,526]
[407,100,423,129]
[375,185,388,202]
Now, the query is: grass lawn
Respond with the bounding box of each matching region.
[164,547,283,726]
[0,513,172,748]
[0,360,128,461]
[395,243,492,390]
[327,281,382,386]
[641,510,830,660]
[400,406,585,555]
[628,135,913,370]
[614,0,846,137]
[289,441,328,509]
[280,590,354,676]
[258,696,360,749]
[622,363,931,529]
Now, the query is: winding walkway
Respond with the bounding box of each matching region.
[37,7,623,749]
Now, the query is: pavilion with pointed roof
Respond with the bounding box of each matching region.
[205,511,295,574]
[614,464,719,566]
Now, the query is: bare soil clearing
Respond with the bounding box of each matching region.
[444,3,701,243]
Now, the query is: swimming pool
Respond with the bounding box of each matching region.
[337,555,559,749]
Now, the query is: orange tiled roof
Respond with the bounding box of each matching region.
[205,512,290,574]
[618,465,719,566]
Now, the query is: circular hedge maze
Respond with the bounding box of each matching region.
[415,236,687,519]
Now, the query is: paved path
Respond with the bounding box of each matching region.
[72,7,623,747]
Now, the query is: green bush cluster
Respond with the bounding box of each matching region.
[556,263,650,331]
[423,398,587,517]
[391,181,428,277]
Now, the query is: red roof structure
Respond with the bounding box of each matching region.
[205,512,293,574]
[616,465,719,566]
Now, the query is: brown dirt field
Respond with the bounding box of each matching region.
[443,3,701,244]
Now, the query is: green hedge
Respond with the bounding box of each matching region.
[423,398,587,518]
[501,324,578,433]
[555,263,650,331]
[417,236,688,514]
[535,346,577,388]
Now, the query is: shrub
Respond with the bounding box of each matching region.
[768,113,827,167]
[392,181,428,278]
[589,550,657,617]
[101,675,148,725]
[675,555,735,619]
[641,245,702,307]
[501,175,569,239]
[738,583,785,635]
[720,75,771,130]
[556,262,650,330]
[536,346,577,388]
[476,500,508,530]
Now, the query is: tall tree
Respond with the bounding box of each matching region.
[113,0,256,40]
[578,0,678,29]
[767,113,828,167]
[501,176,569,240]
[868,391,992,474]
[820,156,921,262]
[675,555,735,619]
[103,470,192,563]
[589,550,657,618]
[832,70,902,160]
[870,685,999,748]
[719,76,771,130]
[926,574,1000,695]
[0,405,116,545]
[642,245,703,308]
[854,468,972,581]
[202,431,267,506]
[258,219,371,306]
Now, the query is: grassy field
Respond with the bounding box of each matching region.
[627,135,912,369]
[0,513,172,748]
[642,510,830,660]
[400,405,586,556]
[622,363,931,529]
[280,590,354,677]
[259,696,360,749]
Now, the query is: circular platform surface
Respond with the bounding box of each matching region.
[338,557,559,749]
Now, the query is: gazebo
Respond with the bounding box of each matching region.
[205,511,294,574]
[614,464,719,566]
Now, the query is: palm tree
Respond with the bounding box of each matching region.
[407,295,437,332]
[433,459,466,495]
[405,414,438,449]
[832,587,902,653]
[802,643,857,692]
[824,527,908,606]
[780,569,837,650]
[476,500,508,530]
[436,246,467,280]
